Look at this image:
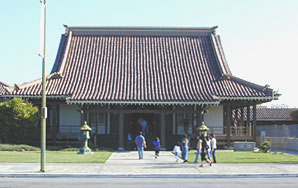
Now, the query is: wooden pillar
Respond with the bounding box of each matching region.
[240,107,244,135]
[223,106,227,134]
[253,103,257,142]
[235,107,240,135]
[160,112,166,150]
[118,112,124,150]
[247,105,251,136]
[54,104,60,145]
[226,104,231,149]
[237,107,241,126]
[94,111,98,146]
[80,106,85,126]
[172,106,176,135]
[240,107,244,125]
[231,105,235,135]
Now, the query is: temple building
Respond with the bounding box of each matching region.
[2,26,279,150]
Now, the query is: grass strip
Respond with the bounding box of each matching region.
[0,151,112,163]
[187,150,298,163]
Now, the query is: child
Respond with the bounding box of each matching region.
[153,137,161,159]
[173,142,181,162]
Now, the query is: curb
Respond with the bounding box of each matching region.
[1,173,298,178]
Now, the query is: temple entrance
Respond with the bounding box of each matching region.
[124,113,161,150]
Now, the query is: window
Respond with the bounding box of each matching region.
[88,112,110,135]
[98,113,106,134]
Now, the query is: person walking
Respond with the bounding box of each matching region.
[206,135,212,160]
[181,134,189,163]
[127,132,132,150]
[200,135,212,167]
[194,136,202,164]
[135,131,146,159]
[211,134,217,163]
[173,142,181,162]
[153,137,161,159]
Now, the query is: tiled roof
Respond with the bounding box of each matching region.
[9,27,276,104]
[256,108,294,120]
[0,81,10,96]
[235,108,295,121]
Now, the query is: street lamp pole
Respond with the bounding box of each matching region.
[40,0,47,172]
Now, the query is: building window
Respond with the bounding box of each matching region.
[98,113,106,134]
[88,112,110,135]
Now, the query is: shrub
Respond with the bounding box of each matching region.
[0,144,40,151]
[289,109,298,121]
[0,98,39,146]
[258,141,271,153]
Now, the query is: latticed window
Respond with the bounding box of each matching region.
[88,112,110,135]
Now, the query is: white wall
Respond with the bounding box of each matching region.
[204,105,223,134]
[59,104,81,134]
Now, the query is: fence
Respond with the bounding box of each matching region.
[209,126,252,136]
[256,124,298,151]
[256,124,298,138]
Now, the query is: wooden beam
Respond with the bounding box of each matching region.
[84,108,206,114]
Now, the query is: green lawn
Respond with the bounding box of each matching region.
[187,150,298,163]
[0,151,112,163]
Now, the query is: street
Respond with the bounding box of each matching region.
[1,177,297,188]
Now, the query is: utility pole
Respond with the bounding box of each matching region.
[40,0,47,172]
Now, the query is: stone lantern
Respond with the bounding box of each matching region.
[197,121,209,137]
[77,121,93,155]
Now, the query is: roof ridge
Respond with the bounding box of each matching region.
[222,74,272,91]
[211,34,232,75]
[65,26,218,37]
[13,72,62,91]
[57,31,72,75]
[66,26,218,31]
[0,81,12,88]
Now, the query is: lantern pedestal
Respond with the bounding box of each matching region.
[77,121,93,155]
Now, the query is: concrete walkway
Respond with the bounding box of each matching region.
[0,151,298,178]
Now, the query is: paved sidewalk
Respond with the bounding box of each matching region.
[0,151,298,178]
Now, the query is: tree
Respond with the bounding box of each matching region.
[289,109,298,121]
[0,98,39,146]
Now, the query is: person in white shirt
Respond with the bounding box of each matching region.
[206,135,212,160]
[173,142,181,162]
[211,134,217,163]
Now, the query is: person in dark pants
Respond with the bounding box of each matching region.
[153,137,161,159]
[200,135,212,167]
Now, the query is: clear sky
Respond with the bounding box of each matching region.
[1,0,298,107]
